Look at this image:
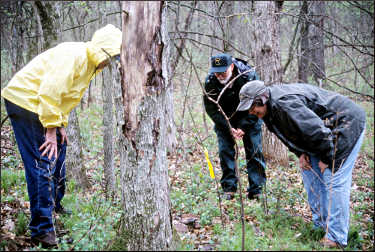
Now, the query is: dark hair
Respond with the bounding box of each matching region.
[252,98,264,107]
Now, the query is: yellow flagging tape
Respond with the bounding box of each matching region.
[204,148,215,179]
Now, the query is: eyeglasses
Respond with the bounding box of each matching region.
[215,72,227,77]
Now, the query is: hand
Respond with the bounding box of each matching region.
[39,127,58,159]
[318,161,328,174]
[299,153,312,170]
[231,128,244,139]
[58,127,69,145]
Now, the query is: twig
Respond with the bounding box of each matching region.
[1,115,9,127]
[184,46,246,251]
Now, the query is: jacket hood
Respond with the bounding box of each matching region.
[86,24,122,66]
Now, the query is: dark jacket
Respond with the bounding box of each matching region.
[203,58,259,133]
[262,83,366,171]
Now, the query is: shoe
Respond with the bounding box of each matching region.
[247,193,260,200]
[224,192,235,200]
[55,206,72,216]
[31,231,58,248]
[320,237,339,248]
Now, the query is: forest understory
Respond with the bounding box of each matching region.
[1,104,374,250]
[1,1,374,251]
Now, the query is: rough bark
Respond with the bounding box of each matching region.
[30,1,44,54]
[99,1,116,198]
[298,0,310,83]
[309,1,326,87]
[64,3,90,188]
[119,2,174,250]
[66,108,91,190]
[221,1,236,54]
[251,1,289,167]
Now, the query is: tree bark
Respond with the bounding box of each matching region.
[298,0,310,83]
[99,1,116,198]
[64,3,91,188]
[119,2,174,250]
[251,1,289,167]
[66,108,91,190]
[309,1,326,87]
[221,1,236,54]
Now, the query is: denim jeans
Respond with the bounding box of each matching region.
[5,99,67,237]
[214,118,266,194]
[301,130,365,246]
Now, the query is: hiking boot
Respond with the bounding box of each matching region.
[247,193,260,200]
[31,231,58,248]
[224,192,235,200]
[320,237,339,248]
[55,206,72,216]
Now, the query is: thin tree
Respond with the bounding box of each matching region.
[99,1,115,198]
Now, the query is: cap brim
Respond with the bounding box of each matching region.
[209,65,229,74]
[236,98,254,111]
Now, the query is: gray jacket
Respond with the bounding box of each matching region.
[262,83,366,172]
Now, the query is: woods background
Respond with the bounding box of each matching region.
[1,1,374,251]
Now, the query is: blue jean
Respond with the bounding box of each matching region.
[214,119,266,194]
[301,130,365,246]
[5,99,67,237]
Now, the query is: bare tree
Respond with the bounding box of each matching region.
[298,0,310,83]
[297,1,326,86]
[64,2,92,190]
[118,2,174,250]
[309,1,326,87]
[99,1,116,198]
[65,108,91,190]
[251,1,289,166]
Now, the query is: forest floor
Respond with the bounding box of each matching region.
[1,102,374,251]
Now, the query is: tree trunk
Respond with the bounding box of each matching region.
[30,1,44,54]
[251,1,289,167]
[99,1,116,198]
[222,1,236,54]
[119,2,174,250]
[298,0,310,83]
[65,4,90,188]
[66,108,91,190]
[309,1,326,87]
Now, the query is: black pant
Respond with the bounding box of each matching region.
[214,119,266,195]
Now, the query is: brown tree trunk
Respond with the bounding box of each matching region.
[309,1,326,87]
[298,0,310,83]
[65,3,90,188]
[221,1,237,54]
[119,2,174,250]
[99,1,116,198]
[66,108,91,190]
[251,1,289,167]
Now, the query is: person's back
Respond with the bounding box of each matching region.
[2,24,122,128]
[263,83,366,170]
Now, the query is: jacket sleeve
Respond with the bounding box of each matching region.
[203,76,230,131]
[241,66,259,82]
[236,112,259,132]
[276,96,335,165]
[37,55,78,128]
[235,66,259,131]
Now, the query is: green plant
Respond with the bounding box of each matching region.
[15,211,28,236]
[1,169,25,193]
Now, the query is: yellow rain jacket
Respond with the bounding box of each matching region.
[1,24,122,128]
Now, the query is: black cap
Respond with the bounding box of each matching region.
[209,53,232,74]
